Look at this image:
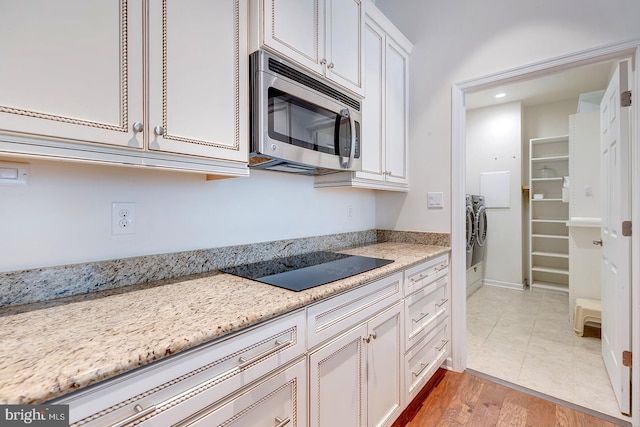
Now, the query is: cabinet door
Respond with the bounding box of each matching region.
[325,0,364,95]
[147,0,248,162]
[0,0,143,148]
[262,0,323,75]
[384,37,409,185]
[181,359,307,427]
[309,324,367,427]
[357,19,385,182]
[367,304,403,427]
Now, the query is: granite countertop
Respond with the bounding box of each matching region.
[0,242,449,405]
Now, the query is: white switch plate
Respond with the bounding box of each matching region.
[112,202,136,235]
[0,161,29,185]
[427,192,444,208]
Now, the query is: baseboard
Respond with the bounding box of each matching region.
[466,280,482,297]
[482,278,525,290]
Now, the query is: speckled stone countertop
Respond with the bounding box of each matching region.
[0,242,449,405]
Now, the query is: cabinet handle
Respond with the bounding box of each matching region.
[593,239,603,246]
[436,298,448,308]
[238,339,291,369]
[153,126,164,136]
[435,264,448,272]
[132,122,144,133]
[412,312,430,323]
[109,404,156,427]
[275,416,291,427]
[411,273,425,283]
[436,339,449,352]
[412,362,430,377]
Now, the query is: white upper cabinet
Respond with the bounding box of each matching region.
[314,0,412,191]
[253,0,364,96]
[0,0,143,148]
[147,0,248,163]
[0,0,248,177]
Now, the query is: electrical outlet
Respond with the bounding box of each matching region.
[112,202,136,235]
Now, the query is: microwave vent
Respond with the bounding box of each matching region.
[268,58,360,112]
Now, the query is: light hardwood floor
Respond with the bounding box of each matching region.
[402,370,624,427]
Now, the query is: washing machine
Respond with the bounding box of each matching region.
[465,194,475,269]
[471,195,487,267]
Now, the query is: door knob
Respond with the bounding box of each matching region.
[593,239,603,246]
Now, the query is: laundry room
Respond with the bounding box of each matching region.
[462,59,634,419]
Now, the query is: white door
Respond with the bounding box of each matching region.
[367,304,402,427]
[600,60,632,415]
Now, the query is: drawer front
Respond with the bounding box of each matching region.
[64,310,306,427]
[173,358,307,427]
[307,272,402,349]
[404,254,449,296]
[404,276,448,351]
[404,319,449,402]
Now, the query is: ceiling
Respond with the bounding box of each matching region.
[465,60,614,110]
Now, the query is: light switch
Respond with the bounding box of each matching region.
[0,167,18,180]
[584,185,592,197]
[427,192,444,208]
[0,161,29,185]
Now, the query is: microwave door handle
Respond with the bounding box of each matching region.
[337,108,354,169]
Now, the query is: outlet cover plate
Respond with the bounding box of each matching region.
[112,202,136,235]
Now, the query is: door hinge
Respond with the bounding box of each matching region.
[621,90,632,107]
[622,351,632,367]
[622,220,632,236]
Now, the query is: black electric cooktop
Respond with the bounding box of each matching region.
[220,251,394,292]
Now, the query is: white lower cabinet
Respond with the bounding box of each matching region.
[55,252,451,427]
[309,303,403,427]
[57,310,306,426]
[404,319,448,403]
[180,358,307,427]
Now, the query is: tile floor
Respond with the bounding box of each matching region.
[466,285,631,422]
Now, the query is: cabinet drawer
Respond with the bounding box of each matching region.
[307,272,402,349]
[404,319,449,402]
[404,254,449,296]
[174,358,307,427]
[404,276,448,351]
[61,310,306,427]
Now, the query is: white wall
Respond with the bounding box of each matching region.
[0,159,375,272]
[374,0,640,233]
[466,102,523,286]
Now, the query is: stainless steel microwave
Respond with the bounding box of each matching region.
[249,50,362,175]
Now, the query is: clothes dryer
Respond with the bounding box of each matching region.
[465,194,476,269]
[471,195,487,267]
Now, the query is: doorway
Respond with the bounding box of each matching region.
[449,39,640,426]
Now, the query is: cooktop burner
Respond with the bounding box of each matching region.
[220,251,394,292]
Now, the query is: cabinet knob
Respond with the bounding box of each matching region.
[320,58,327,65]
[328,62,335,69]
[153,126,164,137]
[132,122,144,133]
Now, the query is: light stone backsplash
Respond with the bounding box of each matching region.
[0,229,448,308]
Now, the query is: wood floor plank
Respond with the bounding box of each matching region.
[465,378,509,426]
[399,370,624,427]
[406,370,465,427]
[439,373,485,426]
[525,395,556,426]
